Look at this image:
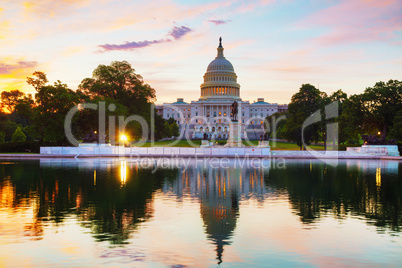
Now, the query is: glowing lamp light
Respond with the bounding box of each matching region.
[377,131,381,135]
[120,134,128,141]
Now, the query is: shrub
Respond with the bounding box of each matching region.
[0,132,5,143]
[11,127,26,142]
[338,143,361,151]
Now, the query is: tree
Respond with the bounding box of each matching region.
[340,94,368,143]
[362,80,402,137]
[26,71,48,92]
[283,84,323,150]
[78,61,157,141]
[34,80,79,143]
[1,90,25,113]
[327,90,349,147]
[154,113,167,140]
[265,111,288,139]
[12,94,35,126]
[78,61,155,111]
[11,126,26,142]
[0,131,5,143]
[164,121,172,138]
[389,109,402,141]
[170,122,179,137]
[318,89,349,150]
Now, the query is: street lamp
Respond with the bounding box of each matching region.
[120,134,128,142]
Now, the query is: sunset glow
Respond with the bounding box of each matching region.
[1,0,401,104]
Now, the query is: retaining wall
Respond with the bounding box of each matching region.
[38,146,401,160]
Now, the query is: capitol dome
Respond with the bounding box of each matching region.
[200,37,241,100]
[206,56,234,72]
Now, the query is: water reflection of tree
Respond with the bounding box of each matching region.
[0,160,178,244]
[265,161,402,233]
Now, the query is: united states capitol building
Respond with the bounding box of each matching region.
[156,38,287,140]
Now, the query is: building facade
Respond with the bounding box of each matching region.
[156,38,287,140]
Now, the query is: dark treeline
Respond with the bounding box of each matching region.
[265,81,402,150]
[0,61,179,150]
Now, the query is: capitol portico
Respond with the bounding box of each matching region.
[156,38,287,140]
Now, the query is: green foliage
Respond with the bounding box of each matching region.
[11,94,35,127]
[78,61,155,113]
[26,71,48,92]
[0,141,50,153]
[389,109,402,141]
[339,94,367,143]
[283,84,323,149]
[1,90,25,113]
[362,80,402,136]
[154,112,167,141]
[34,80,80,143]
[77,61,157,141]
[11,126,26,142]
[170,122,179,137]
[0,131,5,143]
[3,120,18,141]
[265,111,288,139]
[167,117,176,125]
[164,121,172,138]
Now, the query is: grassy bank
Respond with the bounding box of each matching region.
[131,140,325,150]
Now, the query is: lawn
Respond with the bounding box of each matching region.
[131,140,325,150]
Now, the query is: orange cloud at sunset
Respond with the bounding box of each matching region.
[0,0,400,103]
[0,59,38,93]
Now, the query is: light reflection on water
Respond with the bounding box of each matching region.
[0,158,401,267]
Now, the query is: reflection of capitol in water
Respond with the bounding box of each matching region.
[162,164,272,264]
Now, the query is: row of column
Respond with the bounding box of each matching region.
[201,86,239,96]
[202,104,232,120]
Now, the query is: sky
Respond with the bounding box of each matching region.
[0,0,401,105]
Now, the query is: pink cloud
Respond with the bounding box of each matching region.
[98,26,192,52]
[99,39,169,52]
[169,26,192,40]
[306,0,402,45]
[208,20,231,25]
[0,61,37,74]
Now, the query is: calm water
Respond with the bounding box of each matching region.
[0,158,401,267]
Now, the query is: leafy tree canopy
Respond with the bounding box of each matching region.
[11,126,26,142]
[1,90,25,113]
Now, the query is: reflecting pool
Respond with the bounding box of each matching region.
[0,158,401,267]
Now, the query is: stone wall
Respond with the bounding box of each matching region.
[40,146,400,159]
